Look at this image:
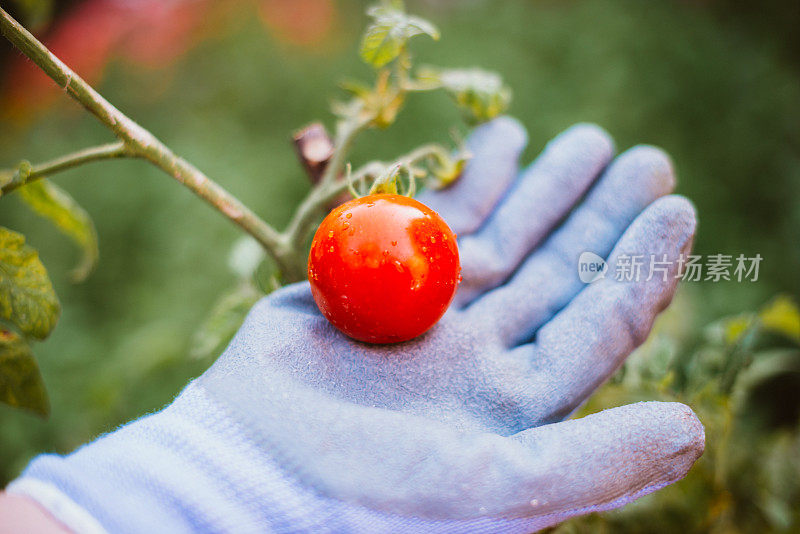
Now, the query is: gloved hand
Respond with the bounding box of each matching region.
[9,118,704,534]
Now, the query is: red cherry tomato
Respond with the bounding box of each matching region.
[308,194,460,344]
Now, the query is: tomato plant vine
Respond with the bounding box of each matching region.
[0,0,511,415]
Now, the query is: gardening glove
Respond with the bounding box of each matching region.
[9,117,704,534]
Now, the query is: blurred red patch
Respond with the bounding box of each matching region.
[1,0,338,123]
[1,0,215,123]
[259,0,334,47]
[116,0,215,70]
[3,0,123,121]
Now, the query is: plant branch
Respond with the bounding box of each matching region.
[319,117,369,187]
[0,142,130,195]
[0,8,289,270]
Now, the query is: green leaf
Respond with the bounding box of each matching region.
[360,2,440,68]
[759,295,800,343]
[0,227,60,339]
[430,151,470,189]
[17,179,99,282]
[420,67,512,123]
[190,283,262,360]
[339,79,373,98]
[723,315,754,345]
[0,329,49,417]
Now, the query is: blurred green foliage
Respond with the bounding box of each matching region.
[1,0,798,530]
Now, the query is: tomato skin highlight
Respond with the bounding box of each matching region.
[308,194,460,344]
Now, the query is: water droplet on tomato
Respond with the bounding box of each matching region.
[430,236,436,244]
[328,230,334,238]
[346,213,352,219]
[422,246,428,253]
[329,246,334,253]
[391,240,397,246]
[343,222,350,229]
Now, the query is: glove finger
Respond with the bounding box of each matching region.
[454,123,614,307]
[508,195,696,425]
[505,401,704,525]
[467,145,675,346]
[417,116,527,236]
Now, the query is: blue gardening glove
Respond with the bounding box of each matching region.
[9,118,704,534]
